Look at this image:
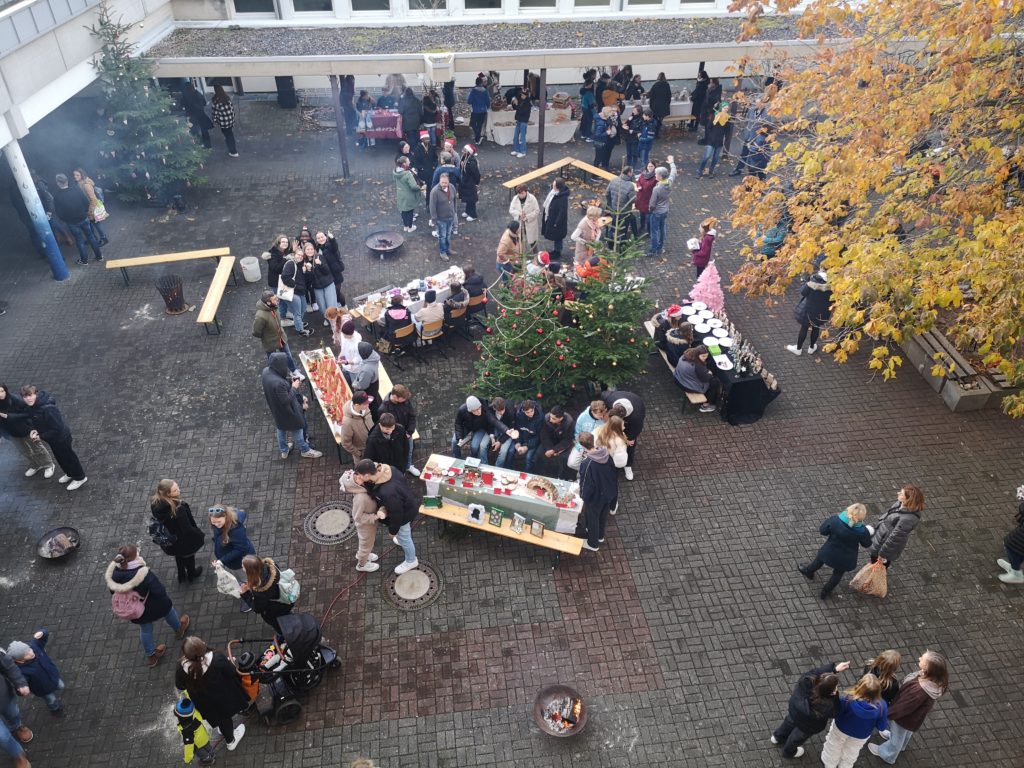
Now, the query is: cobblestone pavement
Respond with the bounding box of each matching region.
[1,100,1022,768]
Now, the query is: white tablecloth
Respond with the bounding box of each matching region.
[669,100,694,117]
[487,106,578,146]
[357,266,465,323]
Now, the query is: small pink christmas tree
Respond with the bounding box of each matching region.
[689,261,725,314]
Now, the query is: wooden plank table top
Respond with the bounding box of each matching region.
[196,257,236,325]
[419,502,582,556]
[105,247,231,269]
[502,156,575,190]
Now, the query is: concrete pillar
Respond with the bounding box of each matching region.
[3,138,68,282]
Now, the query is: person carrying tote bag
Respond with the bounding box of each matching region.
[150,479,206,584]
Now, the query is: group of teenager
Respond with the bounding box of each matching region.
[263,226,346,337]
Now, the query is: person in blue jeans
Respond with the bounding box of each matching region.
[353,459,420,574]
[429,174,457,261]
[261,352,323,460]
[510,86,532,158]
[451,395,493,461]
[636,109,657,168]
[279,252,312,336]
[467,76,491,144]
[495,399,543,472]
[7,630,65,716]
[52,173,102,265]
[579,79,596,141]
[696,114,728,178]
[645,156,676,256]
[0,649,32,765]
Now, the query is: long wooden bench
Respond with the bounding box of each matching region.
[419,502,582,568]
[106,247,236,287]
[644,319,707,412]
[503,157,575,197]
[196,256,236,335]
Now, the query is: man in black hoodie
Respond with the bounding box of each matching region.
[600,390,646,481]
[21,385,87,490]
[363,413,410,473]
[353,459,419,574]
[771,661,848,759]
[378,384,420,476]
[577,432,618,551]
[261,352,322,460]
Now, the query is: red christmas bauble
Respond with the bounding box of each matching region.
[485,327,493,334]
[537,328,543,334]
[512,323,518,329]
[515,310,521,316]
[536,392,543,399]
[514,357,519,363]
[484,372,491,377]
[552,310,559,316]
[571,384,576,389]
[558,355,564,361]
[571,363,577,369]
[556,340,562,347]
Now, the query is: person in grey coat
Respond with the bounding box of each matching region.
[870,485,924,568]
[428,173,457,261]
[0,648,32,766]
[645,157,676,256]
[261,352,322,460]
[350,341,381,418]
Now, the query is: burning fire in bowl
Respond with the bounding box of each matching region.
[533,685,587,737]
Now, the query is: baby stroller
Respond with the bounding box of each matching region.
[228,613,341,726]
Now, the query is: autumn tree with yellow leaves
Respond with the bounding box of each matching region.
[727,0,1024,414]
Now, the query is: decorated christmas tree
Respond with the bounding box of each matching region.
[689,260,725,314]
[91,2,208,202]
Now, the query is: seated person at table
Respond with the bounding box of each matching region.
[652,304,686,350]
[364,413,411,473]
[384,296,414,342]
[496,399,543,473]
[377,88,397,110]
[526,251,553,278]
[452,396,494,461]
[487,396,517,461]
[665,322,695,368]
[413,290,445,333]
[673,345,721,414]
[463,266,485,298]
[444,281,469,315]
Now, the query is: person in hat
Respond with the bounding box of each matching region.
[341,391,375,462]
[459,144,481,222]
[787,270,832,356]
[173,697,215,765]
[7,631,64,716]
[452,395,494,461]
[527,250,552,277]
[541,178,570,260]
[652,304,686,351]
[350,342,381,416]
[262,352,322,460]
[599,390,645,481]
[413,289,444,332]
[412,131,438,218]
[467,76,491,143]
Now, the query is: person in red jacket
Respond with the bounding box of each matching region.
[867,651,949,763]
[634,162,658,234]
[690,218,717,278]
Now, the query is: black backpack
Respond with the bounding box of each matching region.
[148,519,177,548]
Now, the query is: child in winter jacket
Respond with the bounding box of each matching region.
[821,673,888,768]
[174,698,215,765]
[690,218,717,278]
[8,630,65,715]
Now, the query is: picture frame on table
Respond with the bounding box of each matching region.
[488,509,504,527]
[530,520,545,538]
[467,503,485,525]
[510,513,526,534]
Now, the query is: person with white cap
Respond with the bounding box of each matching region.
[452,395,493,461]
[459,144,481,221]
[599,390,646,481]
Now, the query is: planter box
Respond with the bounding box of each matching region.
[900,331,1006,412]
[939,377,997,412]
[900,335,945,392]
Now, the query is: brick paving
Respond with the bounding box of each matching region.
[1,99,1022,768]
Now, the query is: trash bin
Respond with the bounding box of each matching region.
[156,274,188,315]
[275,76,297,109]
[240,256,262,283]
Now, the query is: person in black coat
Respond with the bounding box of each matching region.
[577,433,618,551]
[786,271,832,356]
[262,352,321,459]
[363,413,410,473]
[412,134,438,205]
[399,88,423,144]
[280,251,313,336]
[181,82,214,148]
[21,385,86,489]
[771,661,847,758]
[0,383,55,477]
[700,78,722,129]
[240,555,293,633]
[452,395,493,461]
[648,73,672,135]
[354,460,420,573]
[176,637,250,750]
[459,145,481,221]
[105,545,188,666]
[599,390,645,480]
[542,178,570,260]
[997,499,1024,583]
[314,231,345,306]
[689,71,709,131]
[266,233,292,295]
[538,405,575,480]
[150,479,206,583]
[799,503,874,599]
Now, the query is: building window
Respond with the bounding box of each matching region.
[409,0,446,9]
[465,0,501,8]
[352,0,389,8]
[233,0,275,12]
[294,0,333,9]
[574,0,609,7]
[628,0,662,5]
[520,0,556,7]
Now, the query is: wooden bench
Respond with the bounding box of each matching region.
[644,319,707,412]
[503,157,575,198]
[106,247,236,287]
[376,361,420,440]
[419,502,582,568]
[568,159,618,183]
[196,256,236,335]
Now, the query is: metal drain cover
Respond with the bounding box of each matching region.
[303,500,356,545]
[382,560,443,611]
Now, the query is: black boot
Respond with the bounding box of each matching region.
[187,566,204,582]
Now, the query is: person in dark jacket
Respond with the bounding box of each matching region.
[870,485,924,570]
[541,178,570,259]
[383,297,414,344]
[696,109,728,178]
[53,173,102,264]
[787,270,832,356]
[485,396,516,460]
[690,218,717,278]
[452,395,493,461]
[648,73,672,135]
[364,413,410,473]
[378,384,419,475]
[496,399,543,472]
[150,479,206,583]
[105,545,189,667]
[467,77,491,144]
[689,71,709,132]
[463,265,485,297]
[862,649,902,707]
[538,405,575,480]
[0,383,55,479]
[747,125,774,180]
[459,144,481,221]
[599,390,646,481]
[240,555,293,633]
[771,661,847,759]
[576,433,618,551]
[262,352,322,460]
[509,85,532,158]
[176,637,249,752]
[412,132,438,204]
[997,498,1024,583]
[7,630,65,715]
[314,230,345,306]
[208,506,256,571]
[700,77,722,130]
[252,290,296,372]
[868,651,949,763]
[280,250,312,336]
[181,82,213,148]
[399,88,422,144]
[21,385,86,490]
[799,503,874,599]
[266,233,292,297]
[354,460,420,574]
[0,644,32,763]
[305,240,338,323]
[591,106,618,170]
[674,345,722,414]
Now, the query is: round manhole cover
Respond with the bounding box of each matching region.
[303,500,356,545]
[382,560,443,611]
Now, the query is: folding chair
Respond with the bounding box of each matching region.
[466,291,489,332]
[417,319,448,360]
[389,323,420,369]
[445,304,472,344]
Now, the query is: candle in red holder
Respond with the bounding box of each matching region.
[462,481,473,488]
[504,488,512,495]
[447,478,456,485]
[493,488,501,494]
[482,471,493,485]
[422,472,432,480]
[520,472,527,480]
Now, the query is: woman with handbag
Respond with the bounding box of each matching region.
[798,503,874,599]
[786,270,832,356]
[280,251,313,337]
[869,485,924,570]
[175,637,249,751]
[73,168,108,246]
[867,651,949,763]
[239,555,293,633]
[151,479,206,584]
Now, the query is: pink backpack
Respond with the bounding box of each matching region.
[111,590,147,620]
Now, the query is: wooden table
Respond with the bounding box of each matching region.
[106,247,236,287]
[298,349,352,463]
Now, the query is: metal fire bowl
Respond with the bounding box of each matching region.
[532,684,588,737]
[36,526,81,560]
[365,230,405,259]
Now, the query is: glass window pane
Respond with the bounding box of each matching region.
[352,0,389,8]
[574,0,608,6]
[294,0,332,9]
[409,0,446,9]
[233,0,275,12]
[465,0,501,8]
[628,0,661,4]
[520,0,555,7]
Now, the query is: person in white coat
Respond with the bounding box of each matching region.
[594,415,628,515]
[508,184,540,252]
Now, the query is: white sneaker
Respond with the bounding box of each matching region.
[699,404,717,413]
[392,536,399,545]
[281,318,295,327]
[407,225,417,232]
[793,747,805,758]
[461,212,469,219]
[465,216,477,222]
[66,477,88,491]
[395,559,419,574]
[770,736,779,745]
[323,319,330,327]
[407,466,421,477]
[431,230,438,238]
[807,344,818,354]
[510,151,519,156]
[999,569,1024,583]
[623,466,634,481]
[786,344,802,356]
[310,303,319,312]
[356,562,380,572]
[610,502,619,516]
[226,724,245,751]
[300,449,323,459]
[997,558,1013,572]
[58,474,72,484]
[43,465,55,478]
[24,467,40,477]
[582,542,600,552]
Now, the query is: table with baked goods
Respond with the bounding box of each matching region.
[358,110,403,140]
[349,266,465,337]
[487,105,578,146]
[298,347,353,463]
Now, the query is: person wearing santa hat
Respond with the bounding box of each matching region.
[459,144,481,221]
[412,131,438,223]
[527,250,552,277]
[652,304,687,351]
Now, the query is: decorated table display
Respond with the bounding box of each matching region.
[420,453,582,534]
[350,266,465,334]
[358,110,403,141]
[487,105,578,146]
[299,347,353,462]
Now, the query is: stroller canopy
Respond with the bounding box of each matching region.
[277,613,322,662]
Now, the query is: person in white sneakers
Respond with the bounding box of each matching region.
[997,496,1024,584]
[0,383,55,480]
[771,661,847,759]
[787,271,832,356]
[175,637,249,752]
[340,469,380,573]
[261,353,323,460]
[21,385,86,491]
[378,384,421,476]
[353,459,419,574]
[599,390,645,481]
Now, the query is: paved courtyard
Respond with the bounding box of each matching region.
[1,99,1022,768]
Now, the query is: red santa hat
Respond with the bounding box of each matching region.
[536,251,551,266]
[418,130,430,140]
[666,304,685,319]
[463,143,477,155]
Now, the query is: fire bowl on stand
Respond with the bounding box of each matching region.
[365,231,405,261]
[36,526,81,561]
[533,685,587,737]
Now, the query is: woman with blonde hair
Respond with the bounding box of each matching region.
[571,205,603,266]
[239,555,293,633]
[150,479,206,583]
[208,505,256,572]
[868,651,949,763]
[863,649,902,706]
[821,673,888,768]
[594,415,628,470]
[869,485,924,569]
[798,503,873,599]
[72,167,109,246]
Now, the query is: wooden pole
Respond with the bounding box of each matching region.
[328,74,351,179]
[536,68,547,169]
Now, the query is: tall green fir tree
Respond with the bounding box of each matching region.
[91,2,208,202]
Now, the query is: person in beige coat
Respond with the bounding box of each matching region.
[571,205,604,267]
[508,185,540,251]
[339,468,380,572]
[340,391,375,462]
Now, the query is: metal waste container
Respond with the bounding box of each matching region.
[156,274,188,314]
